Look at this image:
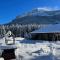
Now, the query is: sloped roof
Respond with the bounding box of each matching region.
[31,24,60,33]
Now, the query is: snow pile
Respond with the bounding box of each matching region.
[15,38,53,60]
[15,37,25,41]
[0,58,4,60]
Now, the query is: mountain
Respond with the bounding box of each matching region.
[7,8,60,25]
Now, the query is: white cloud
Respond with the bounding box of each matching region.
[37,6,60,11]
[37,7,51,11]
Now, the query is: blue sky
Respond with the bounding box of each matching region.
[0,0,60,24]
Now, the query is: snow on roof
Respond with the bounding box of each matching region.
[31,24,60,33]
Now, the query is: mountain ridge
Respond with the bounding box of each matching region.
[7,8,60,25]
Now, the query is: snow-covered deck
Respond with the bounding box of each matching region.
[0,37,17,50]
[0,45,17,50]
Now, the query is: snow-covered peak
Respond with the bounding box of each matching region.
[36,7,60,11]
[26,7,60,16]
[28,7,53,16]
[36,7,51,11]
[15,7,60,19]
[32,7,53,13]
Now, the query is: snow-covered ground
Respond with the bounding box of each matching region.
[0,58,4,60]
[0,37,60,60]
[14,37,60,60]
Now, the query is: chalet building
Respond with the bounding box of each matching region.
[31,24,60,41]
